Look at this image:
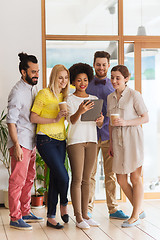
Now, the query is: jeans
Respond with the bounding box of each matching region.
[36,135,69,218]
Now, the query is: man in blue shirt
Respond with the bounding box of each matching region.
[86,51,128,219]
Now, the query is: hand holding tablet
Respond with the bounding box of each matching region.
[81,99,103,121]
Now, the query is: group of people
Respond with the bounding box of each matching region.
[6,50,149,231]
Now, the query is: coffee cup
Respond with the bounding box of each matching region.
[110,113,120,126]
[59,101,67,111]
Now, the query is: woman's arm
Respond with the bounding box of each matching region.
[30,111,67,124]
[113,112,149,127]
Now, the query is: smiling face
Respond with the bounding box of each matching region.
[57,70,69,91]
[111,70,128,92]
[93,57,110,80]
[22,61,39,85]
[73,73,89,93]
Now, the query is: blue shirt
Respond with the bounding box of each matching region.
[86,76,115,141]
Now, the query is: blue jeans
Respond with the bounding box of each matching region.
[36,135,69,218]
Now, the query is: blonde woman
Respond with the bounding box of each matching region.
[30,64,70,229]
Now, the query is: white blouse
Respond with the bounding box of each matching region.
[65,94,98,146]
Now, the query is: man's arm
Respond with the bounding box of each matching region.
[7,123,23,161]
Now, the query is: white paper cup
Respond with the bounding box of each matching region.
[59,101,67,111]
[110,113,120,126]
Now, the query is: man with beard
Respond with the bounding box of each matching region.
[7,52,44,230]
[86,51,129,220]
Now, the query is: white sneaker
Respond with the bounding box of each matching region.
[83,218,100,227]
[76,220,90,229]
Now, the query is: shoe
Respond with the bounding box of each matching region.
[61,214,69,223]
[10,218,32,230]
[47,220,64,229]
[121,218,140,228]
[139,211,146,219]
[87,212,92,218]
[22,212,44,222]
[109,210,129,220]
[83,218,100,227]
[76,220,90,229]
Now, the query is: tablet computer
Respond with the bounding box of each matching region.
[81,99,103,121]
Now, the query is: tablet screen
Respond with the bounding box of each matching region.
[81,99,103,121]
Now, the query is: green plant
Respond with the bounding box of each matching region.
[34,151,49,196]
[0,109,11,176]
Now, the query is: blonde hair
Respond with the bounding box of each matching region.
[48,64,70,99]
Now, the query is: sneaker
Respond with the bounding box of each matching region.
[76,220,90,229]
[83,218,100,227]
[139,211,146,219]
[109,210,129,220]
[87,212,92,218]
[10,218,32,230]
[22,212,44,222]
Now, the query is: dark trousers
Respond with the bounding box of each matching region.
[36,135,69,218]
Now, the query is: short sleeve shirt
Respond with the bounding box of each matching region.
[107,86,148,174]
[31,88,66,140]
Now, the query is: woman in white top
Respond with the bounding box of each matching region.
[66,63,104,229]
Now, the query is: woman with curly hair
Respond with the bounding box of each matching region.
[65,63,104,229]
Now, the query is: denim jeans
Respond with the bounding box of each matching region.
[36,135,69,218]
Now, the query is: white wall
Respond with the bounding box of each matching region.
[0,0,43,203]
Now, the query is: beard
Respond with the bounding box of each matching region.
[25,73,38,86]
[95,70,107,79]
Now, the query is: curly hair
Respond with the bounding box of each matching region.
[69,63,93,84]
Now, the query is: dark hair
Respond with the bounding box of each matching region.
[111,65,130,79]
[18,52,38,73]
[93,51,110,64]
[69,63,93,84]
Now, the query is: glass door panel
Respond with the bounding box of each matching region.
[141,48,160,194]
[46,40,120,200]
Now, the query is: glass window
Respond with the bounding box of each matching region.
[46,40,118,85]
[46,0,118,35]
[141,48,160,193]
[124,43,135,89]
[124,0,160,36]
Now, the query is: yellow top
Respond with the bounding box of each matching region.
[31,88,66,140]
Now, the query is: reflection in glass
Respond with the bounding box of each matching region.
[45,0,118,35]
